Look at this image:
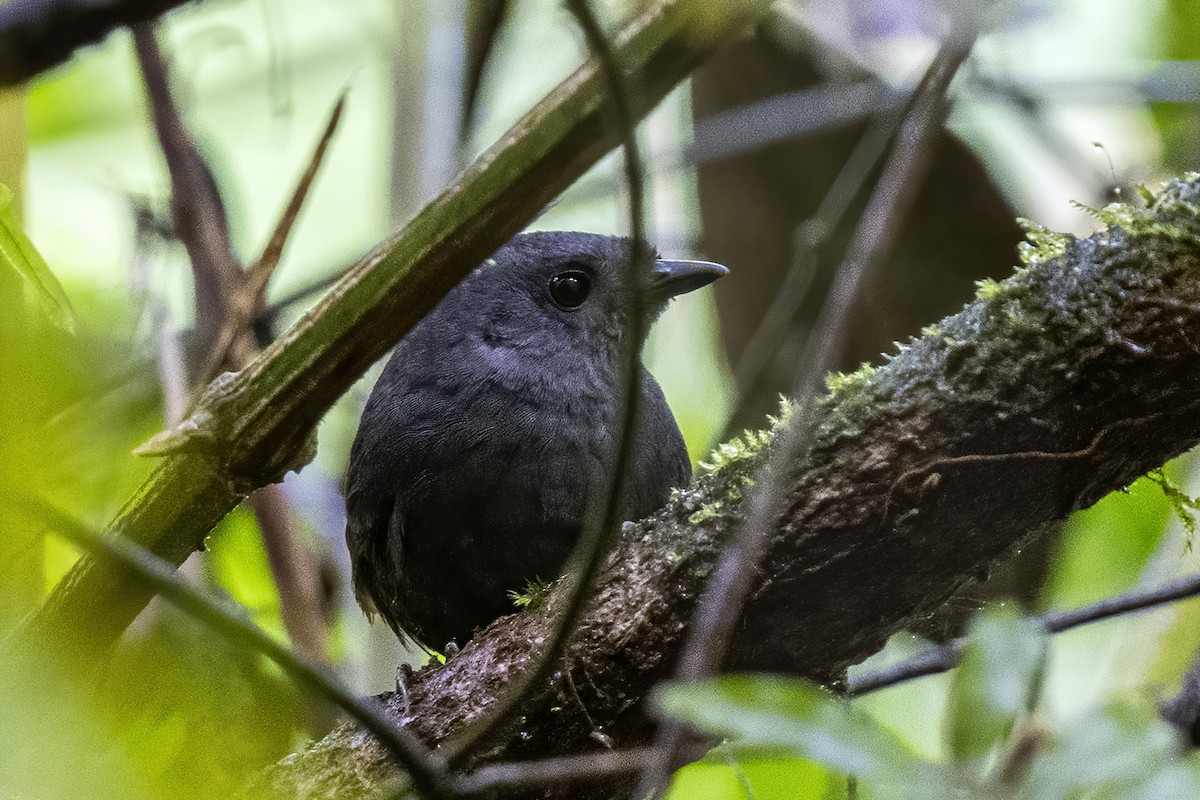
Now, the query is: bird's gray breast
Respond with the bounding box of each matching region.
[384,338,617,638]
[349,326,690,647]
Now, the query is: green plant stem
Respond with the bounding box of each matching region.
[442,0,650,765]
[26,500,455,800]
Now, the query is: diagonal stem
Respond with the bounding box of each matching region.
[132,22,241,358]
[637,35,976,797]
[24,499,455,800]
[441,0,651,766]
[850,570,1200,696]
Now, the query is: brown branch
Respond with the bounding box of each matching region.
[255,178,1200,797]
[249,484,329,665]
[456,748,658,795]
[851,571,1200,697]
[245,91,347,306]
[132,22,242,361]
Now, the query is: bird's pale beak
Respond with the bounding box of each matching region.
[649,259,728,302]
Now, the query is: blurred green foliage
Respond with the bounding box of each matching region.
[661,607,1200,799]
[946,609,1046,764]
[659,674,941,800]
[1151,0,1200,172]
[0,194,316,795]
[0,607,315,800]
[668,752,828,800]
[206,506,289,642]
[1042,470,1175,611]
[0,179,79,631]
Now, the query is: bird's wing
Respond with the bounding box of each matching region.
[344,481,426,650]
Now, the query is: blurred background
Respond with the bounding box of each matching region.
[3,0,1200,797]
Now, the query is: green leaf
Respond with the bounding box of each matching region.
[656,675,945,798]
[1043,472,1172,609]
[664,755,828,800]
[947,606,1046,763]
[0,182,74,334]
[204,506,288,643]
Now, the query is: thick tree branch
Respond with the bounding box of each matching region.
[0,0,195,85]
[256,177,1200,798]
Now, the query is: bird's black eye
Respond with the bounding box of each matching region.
[548,269,592,309]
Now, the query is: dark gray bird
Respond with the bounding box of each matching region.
[344,231,727,650]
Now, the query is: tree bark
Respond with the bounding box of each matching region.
[256,179,1200,798]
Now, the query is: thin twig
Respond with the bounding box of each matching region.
[568,62,1200,210]
[441,0,650,766]
[205,90,348,383]
[245,90,348,302]
[849,571,1200,697]
[1043,576,1200,632]
[692,80,901,162]
[637,37,976,796]
[198,92,349,385]
[722,109,899,443]
[254,265,346,336]
[566,79,904,208]
[26,499,456,800]
[250,484,329,664]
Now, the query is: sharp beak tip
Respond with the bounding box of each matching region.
[652,259,729,297]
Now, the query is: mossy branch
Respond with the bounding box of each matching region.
[258,176,1200,797]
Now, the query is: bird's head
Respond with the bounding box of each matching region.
[455,232,727,368]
